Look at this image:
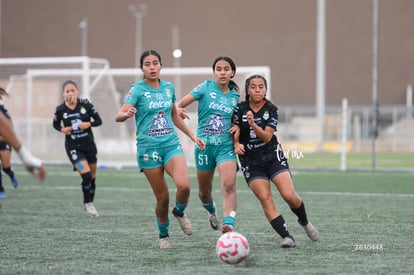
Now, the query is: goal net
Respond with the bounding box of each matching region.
[0,57,270,168]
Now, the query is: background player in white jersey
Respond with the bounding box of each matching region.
[0,88,19,198]
[53,80,102,217]
[177,56,240,234]
[232,75,319,248]
[115,50,205,249]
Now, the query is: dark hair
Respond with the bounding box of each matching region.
[139,50,162,69]
[62,80,78,91]
[244,75,268,101]
[0,87,9,99]
[212,56,239,92]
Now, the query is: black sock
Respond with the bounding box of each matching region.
[172,207,183,217]
[3,167,15,178]
[81,172,92,203]
[90,178,96,201]
[291,201,309,226]
[0,166,3,187]
[270,215,292,239]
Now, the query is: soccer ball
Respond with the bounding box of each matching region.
[216,231,250,264]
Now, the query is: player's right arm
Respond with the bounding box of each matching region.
[115,103,136,122]
[52,106,72,135]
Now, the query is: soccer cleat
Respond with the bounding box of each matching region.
[302,223,319,241]
[172,208,192,235]
[11,176,19,188]
[84,202,99,217]
[280,236,296,248]
[208,210,219,231]
[221,225,233,234]
[159,236,172,249]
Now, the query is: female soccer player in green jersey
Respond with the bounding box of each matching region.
[177,56,240,234]
[115,50,205,249]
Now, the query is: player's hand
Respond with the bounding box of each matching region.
[17,145,46,181]
[177,107,190,120]
[234,142,245,155]
[193,136,206,150]
[78,121,91,130]
[246,111,254,126]
[27,166,47,182]
[61,126,72,135]
[126,106,137,118]
[229,125,239,140]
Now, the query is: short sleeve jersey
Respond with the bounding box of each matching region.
[190,80,240,146]
[125,79,179,148]
[53,98,100,148]
[232,100,280,155]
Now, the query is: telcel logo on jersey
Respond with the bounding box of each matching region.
[208,102,233,113]
[149,100,171,109]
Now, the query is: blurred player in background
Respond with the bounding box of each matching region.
[232,75,319,248]
[0,100,45,182]
[115,50,205,249]
[53,80,102,217]
[0,88,19,198]
[176,56,240,234]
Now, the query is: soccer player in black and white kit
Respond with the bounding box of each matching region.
[53,80,102,217]
[232,75,319,248]
[0,88,19,198]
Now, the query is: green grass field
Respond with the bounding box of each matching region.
[1,166,413,274]
[287,152,414,170]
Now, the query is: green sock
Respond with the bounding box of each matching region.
[174,201,187,216]
[202,199,216,214]
[223,215,235,228]
[157,219,170,238]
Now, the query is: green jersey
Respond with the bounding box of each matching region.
[190,80,239,146]
[125,79,179,148]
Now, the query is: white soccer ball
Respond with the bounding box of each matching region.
[216,231,250,264]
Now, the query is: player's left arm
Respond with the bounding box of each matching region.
[89,106,103,127]
[171,104,205,150]
[79,101,102,129]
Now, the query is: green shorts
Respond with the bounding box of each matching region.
[137,144,184,170]
[195,143,237,171]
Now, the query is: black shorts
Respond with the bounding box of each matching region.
[239,152,290,185]
[0,141,11,151]
[65,142,98,166]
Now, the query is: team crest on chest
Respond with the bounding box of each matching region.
[80,106,86,114]
[165,88,171,98]
[263,111,269,120]
[232,98,237,106]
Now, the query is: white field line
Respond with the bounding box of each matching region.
[21,185,414,198]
